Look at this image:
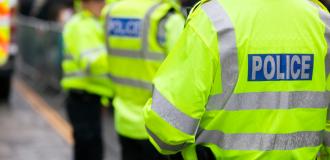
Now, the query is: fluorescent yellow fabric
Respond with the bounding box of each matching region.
[144,0,330,159]
[61,10,114,98]
[106,0,118,4]
[0,0,9,66]
[105,0,184,139]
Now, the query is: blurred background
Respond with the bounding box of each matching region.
[1,0,120,160]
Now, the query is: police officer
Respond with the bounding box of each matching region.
[0,0,9,66]
[0,0,10,100]
[61,0,114,159]
[144,0,330,159]
[103,0,185,159]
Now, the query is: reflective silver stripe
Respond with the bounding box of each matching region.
[151,89,200,135]
[319,8,330,75]
[65,72,86,77]
[0,17,9,26]
[202,0,239,108]
[64,53,74,60]
[64,46,106,61]
[207,92,329,110]
[80,47,107,58]
[142,3,162,55]
[146,128,185,151]
[197,130,322,150]
[109,48,165,61]
[64,72,108,78]
[157,13,172,47]
[108,74,153,91]
[324,131,330,146]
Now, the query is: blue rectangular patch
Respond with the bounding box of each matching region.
[248,54,314,81]
[107,18,141,37]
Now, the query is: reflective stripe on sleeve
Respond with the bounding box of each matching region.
[108,74,153,91]
[64,72,108,78]
[64,46,106,61]
[151,89,200,135]
[202,0,239,107]
[197,130,322,150]
[146,128,186,151]
[80,47,107,58]
[64,53,74,60]
[109,48,165,61]
[324,131,330,146]
[141,3,162,55]
[206,92,329,111]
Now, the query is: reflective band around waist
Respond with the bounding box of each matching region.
[196,130,322,150]
[151,89,200,135]
[206,92,329,111]
[146,128,185,151]
[108,74,153,91]
[109,48,165,61]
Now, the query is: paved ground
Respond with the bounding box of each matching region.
[0,78,120,160]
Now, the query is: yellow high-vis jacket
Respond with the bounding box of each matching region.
[144,0,330,159]
[61,10,114,99]
[0,0,10,66]
[104,0,185,139]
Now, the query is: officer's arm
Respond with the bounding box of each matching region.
[61,24,81,74]
[164,12,185,53]
[144,7,218,155]
[63,20,108,75]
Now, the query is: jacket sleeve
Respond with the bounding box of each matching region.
[316,2,330,160]
[62,15,108,75]
[164,12,185,53]
[144,7,219,155]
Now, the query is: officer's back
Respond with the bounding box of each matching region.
[104,0,184,159]
[144,0,330,159]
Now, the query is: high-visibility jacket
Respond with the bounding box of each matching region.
[104,0,184,139]
[0,0,9,66]
[61,10,114,99]
[144,0,330,159]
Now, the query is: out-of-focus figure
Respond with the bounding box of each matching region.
[0,0,9,66]
[17,0,74,23]
[61,0,114,160]
[0,0,12,101]
[103,0,185,159]
[144,0,330,160]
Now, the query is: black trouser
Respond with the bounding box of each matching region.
[119,135,167,160]
[65,90,103,160]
